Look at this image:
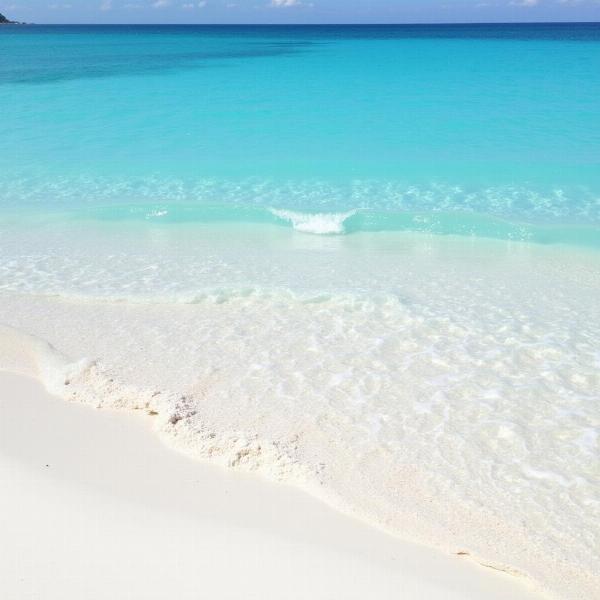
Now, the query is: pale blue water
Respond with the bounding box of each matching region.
[1,24,600,245]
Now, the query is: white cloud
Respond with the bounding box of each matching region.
[100,0,112,10]
[509,0,539,5]
[270,0,300,7]
[152,0,171,7]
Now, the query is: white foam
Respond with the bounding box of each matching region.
[0,324,75,390]
[270,208,357,234]
[146,209,168,219]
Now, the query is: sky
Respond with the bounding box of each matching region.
[1,0,599,24]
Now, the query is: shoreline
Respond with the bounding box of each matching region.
[1,237,598,599]
[0,371,540,599]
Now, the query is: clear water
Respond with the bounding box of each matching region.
[1,24,600,599]
[1,24,600,244]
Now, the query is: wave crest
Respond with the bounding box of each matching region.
[269,208,357,235]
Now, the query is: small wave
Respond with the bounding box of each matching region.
[146,209,168,219]
[3,193,600,247]
[269,208,357,235]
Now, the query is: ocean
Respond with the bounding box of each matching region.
[1,24,599,598]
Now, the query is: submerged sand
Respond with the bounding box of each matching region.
[1,230,599,599]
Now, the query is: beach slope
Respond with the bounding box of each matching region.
[0,372,539,599]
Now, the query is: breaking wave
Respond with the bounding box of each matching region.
[269,208,358,234]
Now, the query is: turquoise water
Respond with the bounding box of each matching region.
[1,24,600,245]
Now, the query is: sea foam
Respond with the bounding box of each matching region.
[269,209,358,234]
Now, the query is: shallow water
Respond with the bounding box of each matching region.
[1,24,600,598]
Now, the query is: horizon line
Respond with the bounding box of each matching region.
[10,20,600,26]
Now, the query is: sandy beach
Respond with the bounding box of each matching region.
[0,371,540,599]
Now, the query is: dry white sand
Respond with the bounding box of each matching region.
[0,372,540,600]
